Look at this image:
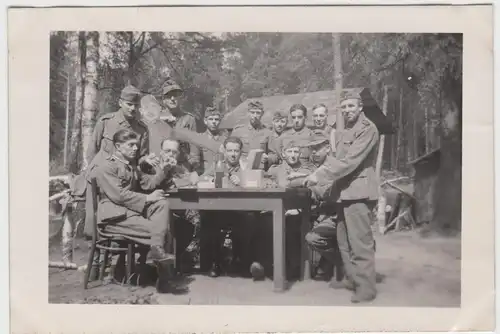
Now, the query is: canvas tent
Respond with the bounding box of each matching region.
[219,87,395,135]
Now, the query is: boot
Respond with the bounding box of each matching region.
[351,289,376,303]
[209,263,221,278]
[155,261,172,294]
[329,277,356,291]
[150,245,175,264]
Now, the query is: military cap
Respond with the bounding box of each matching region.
[248,100,264,111]
[272,110,287,120]
[162,79,183,95]
[204,106,221,118]
[340,90,362,103]
[305,131,330,147]
[281,138,301,150]
[120,85,141,103]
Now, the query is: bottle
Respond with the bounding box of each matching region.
[214,153,224,188]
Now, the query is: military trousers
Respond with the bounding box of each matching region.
[336,200,377,295]
[104,199,170,247]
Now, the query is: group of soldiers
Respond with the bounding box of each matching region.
[68,78,381,303]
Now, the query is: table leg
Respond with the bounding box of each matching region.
[273,200,286,292]
[300,203,312,281]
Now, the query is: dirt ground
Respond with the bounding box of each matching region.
[48,228,461,307]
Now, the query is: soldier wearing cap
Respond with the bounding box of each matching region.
[199,106,228,174]
[281,103,314,167]
[267,110,288,168]
[230,100,271,169]
[303,90,380,303]
[159,79,200,173]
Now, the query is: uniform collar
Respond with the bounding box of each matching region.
[116,109,141,125]
[272,131,284,138]
[347,112,367,131]
[290,126,308,135]
[111,154,130,165]
[205,129,223,140]
[248,122,263,131]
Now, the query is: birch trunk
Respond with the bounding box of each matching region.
[80,31,100,170]
[331,33,344,153]
[68,32,86,173]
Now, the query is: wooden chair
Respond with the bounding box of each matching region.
[83,178,150,289]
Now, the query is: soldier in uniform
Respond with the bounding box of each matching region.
[159,79,201,173]
[304,91,380,303]
[199,137,248,277]
[80,86,159,267]
[267,110,288,168]
[280,103,314,167]
[311,104,335,137]
[199,106,228,174]
[230,100,270,169]
[95,129,177,294]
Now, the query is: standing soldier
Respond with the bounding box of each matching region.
[304,91,380,303]
[281,103,314,167]
[199,106,228,174]
[311,103,337,155]
[160,79,201,173]
[267,110,288,168]
[230,100,270,169]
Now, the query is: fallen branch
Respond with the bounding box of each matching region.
[49,261,79,270]
[381,176,410,186]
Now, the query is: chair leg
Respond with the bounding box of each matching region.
[126,243,134,283]
[83,240,96,290]
[99,244,109,281]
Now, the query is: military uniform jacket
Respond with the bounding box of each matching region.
[267,131,285,166]
[281,126,314,161]
[169,111,200,171]
[231,123,271,156]
[267,161,313,188]
[315,113,380,201]
[95,155,166,223]
[87,109,149,175]
[199,129,228,174]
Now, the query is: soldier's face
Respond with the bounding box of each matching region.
[312,107,327,128]
[119,100,140,120]
[311,142,330,165]
[224,142,241,166]
[116,139,139,161]
[283,147,301,166]
[204,115,221,132]
[272,118,287,134]
[290,109,306,131]
[248,109,263,126]
[341,98,363,126]
[160,140,179,161]
[163,91,181,111]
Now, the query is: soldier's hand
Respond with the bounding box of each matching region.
[146,189,168,203]
[144,153,160,168]
[229,174,240,186]
[164,115,177,123]
[189,172,200,185]
[303,173,319,187]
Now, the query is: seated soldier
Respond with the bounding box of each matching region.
[142,138,201,272]
[303,131,344,285]
[258,138,314,279]
[200,136,259,278]
[94,129,176,294]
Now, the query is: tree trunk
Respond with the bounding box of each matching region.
[331,33,343,153]
[396,86,404,170]
[80,31,100,171]
[68,32,86,173]
[376,85,389,233]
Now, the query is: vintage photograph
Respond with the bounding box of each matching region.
[47,31,462,306]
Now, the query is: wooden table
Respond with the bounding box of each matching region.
[167,187,312,292]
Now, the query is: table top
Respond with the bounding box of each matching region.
[167,186,311,198]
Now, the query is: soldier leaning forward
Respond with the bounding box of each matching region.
[95,129,177,294]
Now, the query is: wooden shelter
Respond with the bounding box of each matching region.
[408,148,441,224]
[219,88,394,135]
